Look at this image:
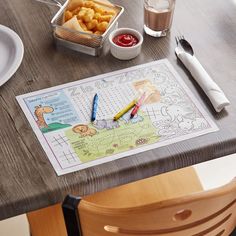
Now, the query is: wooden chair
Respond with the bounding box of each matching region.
[62,174,236,236]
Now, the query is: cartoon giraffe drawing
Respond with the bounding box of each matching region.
[34,105,54,128]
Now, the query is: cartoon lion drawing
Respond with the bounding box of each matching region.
[72,124,97,137]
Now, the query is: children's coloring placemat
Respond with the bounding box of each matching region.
[17,59,218,175]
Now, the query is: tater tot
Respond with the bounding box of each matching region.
[94,6,105,14]
[94,12,101,20]
[78,20,88,31]
[86,19,98,30]
[77,8,86,19]
[94,30,103,35]
[64,0,116,35]
[64,10,73,22]
[98,14,113,23]
[102,10,115,15]
[84,1,95,8]
[72,7,81,15]
[97,21,108,32]
[82,8,95,22]
[67,0,84,11]
[83,14,93,22]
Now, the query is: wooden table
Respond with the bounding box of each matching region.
[0,0,236,220]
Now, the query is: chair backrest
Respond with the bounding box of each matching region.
[72,178,236,236]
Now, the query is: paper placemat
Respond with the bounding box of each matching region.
[17,59,218,175]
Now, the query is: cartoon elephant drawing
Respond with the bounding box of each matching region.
[161,104,193,122]
[93,119,119,130]
[121,112,144,124]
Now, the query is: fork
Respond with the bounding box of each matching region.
[175,35,184,45]
[175,35,194,56]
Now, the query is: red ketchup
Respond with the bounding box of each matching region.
[113,34,139,47]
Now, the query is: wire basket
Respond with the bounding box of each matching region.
[35,0,124,54]
[47,0,123,47]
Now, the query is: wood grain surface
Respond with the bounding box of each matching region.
[0,0,236,220]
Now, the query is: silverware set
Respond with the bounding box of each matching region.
[174,35,230,112]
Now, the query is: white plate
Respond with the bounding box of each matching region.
[0,25,24,86]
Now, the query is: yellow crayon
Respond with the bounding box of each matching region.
[113,100,137,121]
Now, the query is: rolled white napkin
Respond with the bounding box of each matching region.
[175,47,230,112]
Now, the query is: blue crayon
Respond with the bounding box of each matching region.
[91,93,98,122]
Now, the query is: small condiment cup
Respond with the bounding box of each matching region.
[109,28,143,60]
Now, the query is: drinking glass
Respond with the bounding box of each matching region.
[144,0,176,37]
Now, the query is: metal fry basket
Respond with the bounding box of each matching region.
[36,0,124,56]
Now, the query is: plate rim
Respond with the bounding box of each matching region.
[0,24,24,87]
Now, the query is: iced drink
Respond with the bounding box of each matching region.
[144,0,175,37]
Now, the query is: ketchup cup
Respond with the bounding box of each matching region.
[109,28,143,60]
